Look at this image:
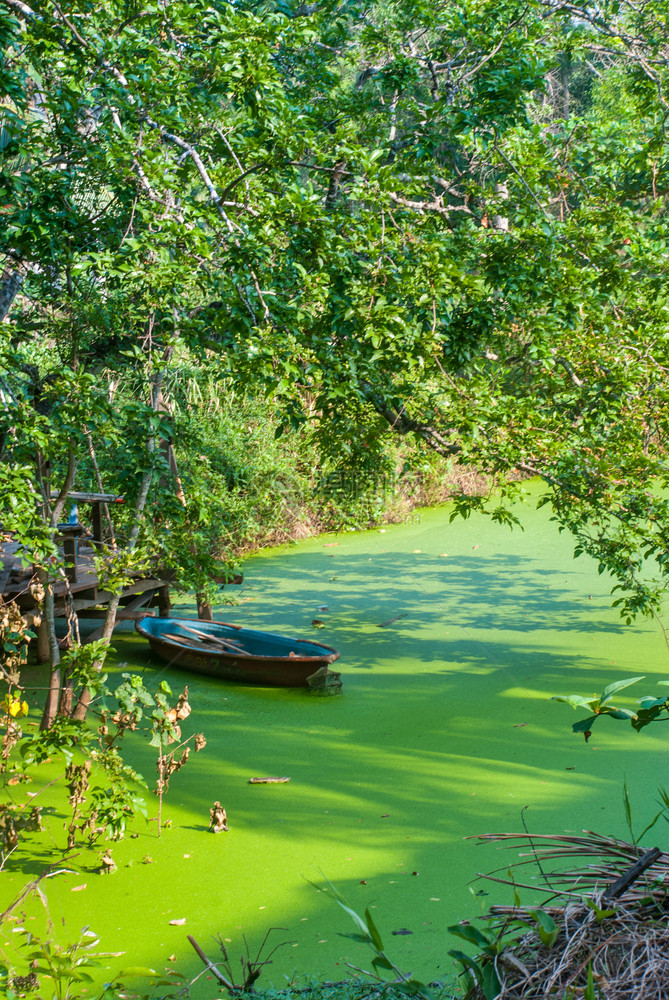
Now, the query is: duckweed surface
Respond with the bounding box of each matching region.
[3,491,667,995]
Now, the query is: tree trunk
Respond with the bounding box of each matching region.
[58,671,73,716]
[325,160,347,209]
[39,582,62,729]
[560,54,570,119]
[72,362,167,721]
[40,447,77,729]
[492,181,509,232]
[0,270,23,322]
[196,595,213,621]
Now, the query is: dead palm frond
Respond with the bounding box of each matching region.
[471,830,669,905]
[454,830,669,999]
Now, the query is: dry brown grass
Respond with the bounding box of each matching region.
[460,831,669,1000]
[478,899,669,999]
[229,459,503,556]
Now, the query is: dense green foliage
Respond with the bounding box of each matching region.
[3,5,669,991]
[2,0,669,624]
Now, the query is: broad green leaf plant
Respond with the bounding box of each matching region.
[555,676,669,741]
[553,677,644,739]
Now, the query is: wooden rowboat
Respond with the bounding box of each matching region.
[135,616,342,690]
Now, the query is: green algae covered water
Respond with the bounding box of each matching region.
[3,489,668,996]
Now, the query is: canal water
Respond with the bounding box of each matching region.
[3,489,667,995]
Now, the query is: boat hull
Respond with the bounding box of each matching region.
[135,617,341,688]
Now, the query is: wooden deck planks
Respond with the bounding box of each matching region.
[1,538,171,653]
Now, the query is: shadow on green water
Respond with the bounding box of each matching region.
[234,550,631,635]
[4,503,668,995]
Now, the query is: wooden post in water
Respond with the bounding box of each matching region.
[36,618,50,663]
[158,584,172,617]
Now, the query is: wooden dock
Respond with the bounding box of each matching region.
[1,492,171,661]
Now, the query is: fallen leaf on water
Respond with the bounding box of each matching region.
[71,884,87,892]
[323,543,339,548]
[169,919,186,926]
